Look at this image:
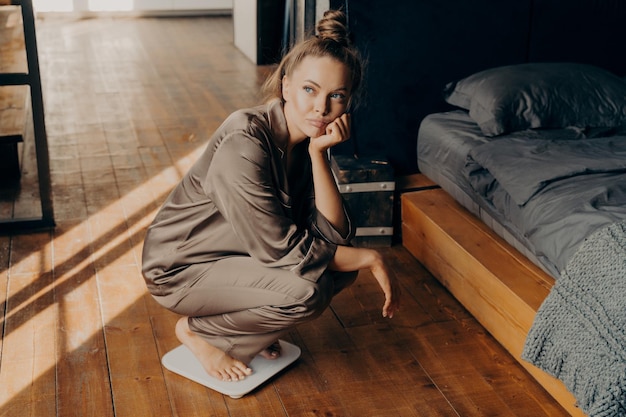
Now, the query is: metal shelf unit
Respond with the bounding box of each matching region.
[0,0,54,233]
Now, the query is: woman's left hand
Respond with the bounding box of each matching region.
[310,113,351,153]
[329,246,402,319]
[370,258,402,319]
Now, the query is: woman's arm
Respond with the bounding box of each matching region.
[308,113,351,236]
[309,114,400,318]
[329,245,402,319]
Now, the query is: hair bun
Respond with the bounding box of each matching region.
[316,10,350,46]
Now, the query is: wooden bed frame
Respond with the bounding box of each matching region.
[351,2,626,414]
[400,175,585,417]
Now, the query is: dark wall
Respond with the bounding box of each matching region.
[528,0,626,70]
[330,0,626,175]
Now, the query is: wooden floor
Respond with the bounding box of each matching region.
[0,15,569,416]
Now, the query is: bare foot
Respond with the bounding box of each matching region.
[259,340,281,360]
[175,317,252,381]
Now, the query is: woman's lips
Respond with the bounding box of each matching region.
[307,119,328,129]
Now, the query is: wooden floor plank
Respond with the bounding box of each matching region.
[343,327,455,416]
[0,235,9,356]
[1,233,56,417]
[1,275,56,417]
[53,221,113,417]
[97,261,172,417]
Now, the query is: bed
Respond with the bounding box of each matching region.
[407,62,626,416]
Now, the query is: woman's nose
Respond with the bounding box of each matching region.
[314,97,329,115]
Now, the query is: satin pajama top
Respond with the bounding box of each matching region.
[141,99,355,290]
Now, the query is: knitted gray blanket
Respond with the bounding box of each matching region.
[522,220,626,417]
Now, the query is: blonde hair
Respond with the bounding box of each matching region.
[262,9,364,109]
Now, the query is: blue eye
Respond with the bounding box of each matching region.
[331,93,346,101]
[303,86,314,94]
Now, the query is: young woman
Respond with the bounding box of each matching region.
[141,9,401,383]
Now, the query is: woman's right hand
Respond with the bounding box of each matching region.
[309,113,351,154]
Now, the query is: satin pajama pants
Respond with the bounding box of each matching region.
[151,256,358,364]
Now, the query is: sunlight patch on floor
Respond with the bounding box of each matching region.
[0,301,56,402]
[0,142,205,410]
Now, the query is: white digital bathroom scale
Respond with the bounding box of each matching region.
[161,340,301,398]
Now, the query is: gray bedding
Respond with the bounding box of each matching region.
[418,110,626,273]
[465,135,626,272]
[417,111,626,416]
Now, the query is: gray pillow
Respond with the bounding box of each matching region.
[443,62,626,136]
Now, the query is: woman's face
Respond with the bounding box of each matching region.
[282,55,352,141]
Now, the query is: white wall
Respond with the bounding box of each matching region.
[32,0,233,13]
[232,0,257,63]
[315,0,328,22]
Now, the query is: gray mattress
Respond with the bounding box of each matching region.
[417,110,626,278]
